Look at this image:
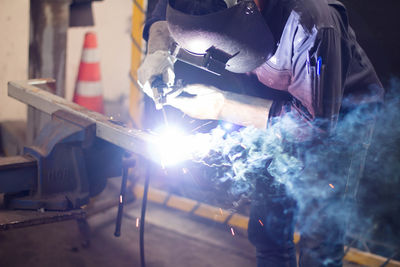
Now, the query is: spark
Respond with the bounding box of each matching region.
[230,227,235,236]
[182,168,188,174]
[259,219,264,226]
[119,195,123,204]
[329,183,335,189]
[232,164,239,176]
[136,218,139,228]
[193,159,231,168]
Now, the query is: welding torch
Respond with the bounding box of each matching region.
[150,76,184,125]
[150,76,183,109]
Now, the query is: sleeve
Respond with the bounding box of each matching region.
[284,26,350,133]
[143,0,168,41]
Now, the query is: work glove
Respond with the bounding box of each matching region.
[165,84,226,121]
[137,21,176,101]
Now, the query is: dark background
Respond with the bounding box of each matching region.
[340,0,400,84]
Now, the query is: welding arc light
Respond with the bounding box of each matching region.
[150,125,227,166]
[150,126,188,166]
[150,125,210,166]
[221,122,233,131]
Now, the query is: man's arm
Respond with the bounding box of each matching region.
[166,84,273,129]
[138,0,176,102]
[219,91,272,129]
[143,0,168,41]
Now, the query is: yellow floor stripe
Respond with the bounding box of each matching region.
[133,185,144,198]
[132,185,400,267]
[345,247,400,267]
[293,232,301,244]
[166,195,197,212]
[227,213,249,230]
[194,203,230,223]
[148,186,168,204]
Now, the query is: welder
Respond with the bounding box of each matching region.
[138,0,384,266]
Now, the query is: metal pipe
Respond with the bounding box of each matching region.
[8,79,156,160]
[114,157,136,237]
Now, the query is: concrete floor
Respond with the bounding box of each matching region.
[0,180,361,267]
[0,182,255,267]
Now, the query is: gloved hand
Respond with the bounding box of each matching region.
[137,21,176,101]
[137,51,175,100]
[165,84,226,120]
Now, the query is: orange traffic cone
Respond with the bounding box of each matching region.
[73,32,104,113]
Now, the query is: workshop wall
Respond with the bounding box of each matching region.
[66,0,132,104]
[0,0,29,121]
[0,0,131,122]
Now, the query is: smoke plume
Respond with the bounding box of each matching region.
[185,77,400,257]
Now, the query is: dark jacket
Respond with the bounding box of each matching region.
[255,0,384,135]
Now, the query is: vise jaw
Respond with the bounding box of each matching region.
[5,109,123,211]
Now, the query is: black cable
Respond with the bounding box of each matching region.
[114,165,129,237]
[140,164,151,267]
[380,251,399,267]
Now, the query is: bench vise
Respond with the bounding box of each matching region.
[1,109,123,210]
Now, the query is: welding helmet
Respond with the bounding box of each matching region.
[166,0,276,73]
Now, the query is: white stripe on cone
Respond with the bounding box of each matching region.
[76,81,102,97]
[81,48,100,63]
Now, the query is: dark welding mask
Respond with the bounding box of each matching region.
[166,0,276,74]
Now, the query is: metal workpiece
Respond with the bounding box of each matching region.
[8,79,155,161]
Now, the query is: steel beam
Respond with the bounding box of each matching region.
[8,79,155,161]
